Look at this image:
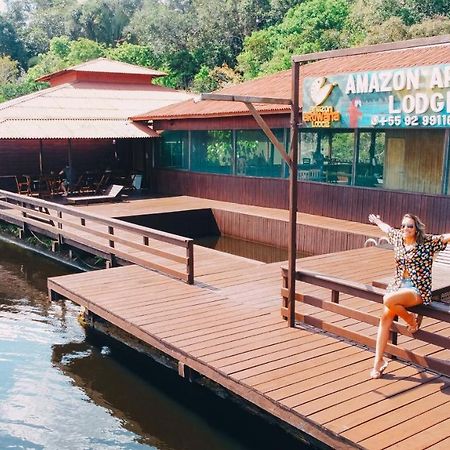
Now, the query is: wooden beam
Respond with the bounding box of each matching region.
[198,93,291,105]
[244,102,291,166]
[287,62,300,328]
[293,34,450,63]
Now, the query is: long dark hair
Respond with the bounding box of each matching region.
[403,213,425,244]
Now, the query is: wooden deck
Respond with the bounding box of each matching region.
[48,245,450,450]
[79,195,385,239]
[2,192,448,447]
[78,195,385,255]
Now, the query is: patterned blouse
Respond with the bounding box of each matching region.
[386,228,447,304]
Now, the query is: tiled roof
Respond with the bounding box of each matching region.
[134,42,450,121]
[0,81,193,139]
[37,58,166,82]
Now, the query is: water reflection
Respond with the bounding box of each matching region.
[0,240,310,450]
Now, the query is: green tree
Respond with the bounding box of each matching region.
[0,79,47,103]
[349,0,450,44]
[0,14,27,66]
[4,0,79,57]
[125,0,191,56]
[192,64,242,93]
[408,16,450,38]
[106,42,160,68]
[126,0,292,88]
[71,0,142,45]
[237,0,351,79]
[26,37,105,80]
[0,55,19,84]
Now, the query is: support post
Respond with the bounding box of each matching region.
[351,129,360,186]
[287,61,300,328]
[441,129,450,195]
[186,240,194,285]
[19,224,30,240]
[106,254,117,269]
[331,290,340,303]
[39,140,44,176]
[108,226,115,248]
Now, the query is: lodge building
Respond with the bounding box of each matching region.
[133,36,450,233]
[0,58,192,192]
[0,37,449,234]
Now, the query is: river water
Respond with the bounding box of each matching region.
[0,239,309,450]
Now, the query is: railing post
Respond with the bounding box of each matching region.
[106,254,117,269]
[57,210,63,245]
[389,315,399,360]
[108,226,115,248]
[283,270,288,308]
[187,240,194,284]
[331,290,339,303]
[21,201,28,219]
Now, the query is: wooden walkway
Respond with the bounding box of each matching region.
[48,245,450,450]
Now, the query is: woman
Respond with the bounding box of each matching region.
[368,213,450,379]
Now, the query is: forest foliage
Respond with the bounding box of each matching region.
[0,0,449,102]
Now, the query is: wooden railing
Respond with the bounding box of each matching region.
[281,267,450,377]
[0,189,194,284]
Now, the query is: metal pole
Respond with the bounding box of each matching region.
[39,139,44,175]
[68,138,73,169]
[441,129,450,195]
[351,129,360,186]
[288,61,300,327]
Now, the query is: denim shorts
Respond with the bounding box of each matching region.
[400,278,420,295]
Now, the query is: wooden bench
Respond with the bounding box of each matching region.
[281,267,450,377]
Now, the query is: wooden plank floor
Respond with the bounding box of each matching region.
[48,245,450,450]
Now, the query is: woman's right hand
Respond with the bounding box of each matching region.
[368,214,380,225]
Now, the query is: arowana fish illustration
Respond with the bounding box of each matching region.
[310,77,336,105]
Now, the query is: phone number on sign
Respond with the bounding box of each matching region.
[370,114,450,127]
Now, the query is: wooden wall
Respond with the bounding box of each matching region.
[152,169,450,234]
[0,140,41,175]
[212,209,369,254]
[153,114,289,131]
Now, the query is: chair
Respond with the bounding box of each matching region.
[67,184,124,205]
[299,169,324,182]
[299,170,311,180]
[309,168,324,181]
[16,175,32,195]
[132,174,143,190]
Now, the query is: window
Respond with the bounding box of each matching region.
[355,131,385,188]
[299,130,354,184]
[191,130,232,174]
[236,129,285,178]
[383,129,444,194]
[159,131,189,169]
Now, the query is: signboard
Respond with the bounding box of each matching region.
[302,64,450,128]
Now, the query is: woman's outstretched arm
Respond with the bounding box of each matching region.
[368,214,392,234]
[442,233,450,244]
